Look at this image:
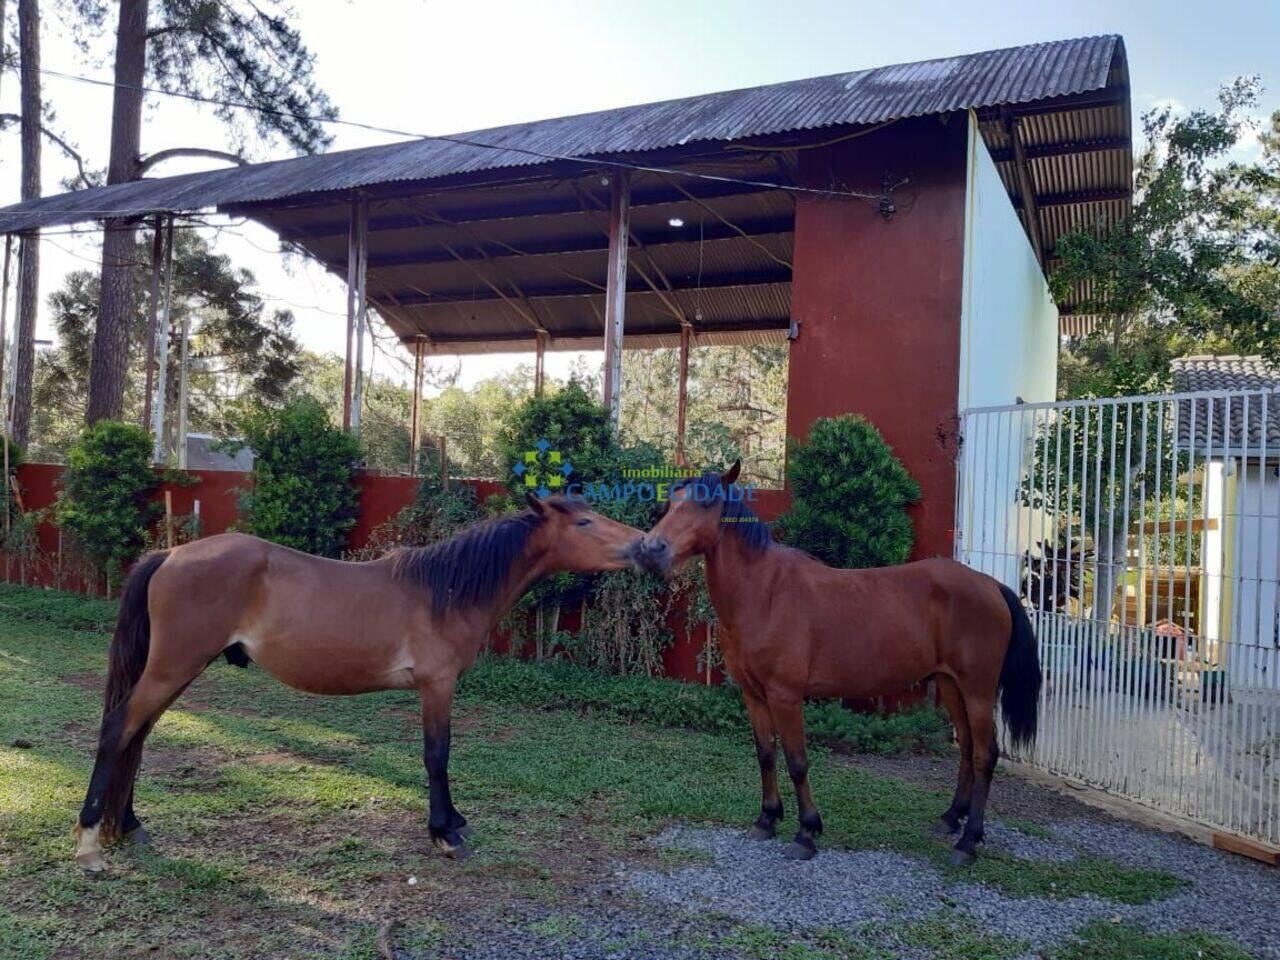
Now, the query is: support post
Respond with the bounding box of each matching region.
[151,217,176,464]
[409,340,423,475]
[0,235,11,433]
[176,296,191,469]
[5,238,22,434]
[438,435,448,491]
[601,171,630,427]
[141,216,163,429]
[345,195,369,438]
[534,331,547,396]
[676,323,691,459]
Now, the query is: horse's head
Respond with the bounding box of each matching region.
[637,461,744,576]
[525,493,645,573]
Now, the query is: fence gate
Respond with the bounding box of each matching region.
[955,388,1280,846]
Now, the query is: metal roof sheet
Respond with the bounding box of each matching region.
[0,35,1125,233]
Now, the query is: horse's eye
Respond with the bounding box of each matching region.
[575,517,592,527]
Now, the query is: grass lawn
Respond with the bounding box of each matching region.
[0,583,1222,959]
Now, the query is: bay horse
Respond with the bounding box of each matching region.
[637,464,1040,865]
[74,494,644,872]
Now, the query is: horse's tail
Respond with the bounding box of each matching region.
[99,551,168,836]
[997,583,1041,751]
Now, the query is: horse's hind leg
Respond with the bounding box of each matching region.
[75,669,198,871]
[951,693,998,867]
[771,695,822,860]
[742,691,782,840]
[933,674,974,837]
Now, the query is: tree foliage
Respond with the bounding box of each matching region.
[232,397,360,557]
[778,415,920,569]
[31,227,301,461]
[54,421,158,584]
[1054,80,1280,399]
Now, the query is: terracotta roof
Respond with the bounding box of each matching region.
[1170,355,1280,455]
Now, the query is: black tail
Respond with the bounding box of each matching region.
[98,551,168,836]
[997,583,1041,751]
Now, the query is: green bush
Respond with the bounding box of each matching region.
[459,655,950,755]
[778,415,921,569]
[233,397,361,557]
[54,421,158,584]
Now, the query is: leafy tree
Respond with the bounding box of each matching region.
[79,0,335,424]
[54,421,158,585]
[30,227,301,461]
[778,415,920,569]
[232,397,360,557]
[1054,79,1280,399]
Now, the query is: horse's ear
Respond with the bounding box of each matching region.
[525,492,547,516]
[721,460,741,486]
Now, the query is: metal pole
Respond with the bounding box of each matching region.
[601,172,630,428]
[351,195,369,438]
[151,217,176,463]
[409,340,423,475]
[0,236,12,434]
[176,297,191,469]
[141,216,163,429]
[676,323,691,458]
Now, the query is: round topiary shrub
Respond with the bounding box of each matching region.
[778,415,921,569]
[234,397,361,557]
[55,421,159,585]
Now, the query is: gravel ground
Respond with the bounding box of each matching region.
[402,767,1280,960]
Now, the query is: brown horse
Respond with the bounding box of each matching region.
[637,464,1040,865]
[74,494,644,872]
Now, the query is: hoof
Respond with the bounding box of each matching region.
[432,835,472,860]
[932,819,959,838]
[76,849,107,873]
[781,841,817,861]
[949,847,977,867]
[745,823,775,841]
[125,825,152,846]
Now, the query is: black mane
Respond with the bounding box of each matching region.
[676,470,774,551]
[393,510,544,615]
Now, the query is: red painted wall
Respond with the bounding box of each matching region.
[786,115,967,560]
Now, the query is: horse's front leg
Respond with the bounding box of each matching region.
[417,675,470,858]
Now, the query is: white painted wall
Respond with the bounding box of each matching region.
[958,111,1059,411]
[955,112,1060,588]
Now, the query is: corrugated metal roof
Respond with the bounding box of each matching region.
[0,35,1124,232]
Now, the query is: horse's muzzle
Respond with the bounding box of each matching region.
[636,537,672,575]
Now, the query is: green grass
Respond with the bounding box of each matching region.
[1050,921,1253,960]
[0,583,1198,959]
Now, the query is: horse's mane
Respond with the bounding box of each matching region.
[392,510,544,615]
[676,470,774,551]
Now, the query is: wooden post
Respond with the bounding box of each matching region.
[344,194,369,438]
[0,236,11,431]
[3,434,9,537]
[601,171,630,427]
[676,323,691,458]
[150,217,176,463]
[409,340,423,475]
[438,435,448,491]
[534,331,547,396]
[141,216,163,429]
[164,490,174,549]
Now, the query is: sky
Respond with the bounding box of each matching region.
[1,0,1278,393]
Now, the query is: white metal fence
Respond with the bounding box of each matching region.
[955,387,1280,845]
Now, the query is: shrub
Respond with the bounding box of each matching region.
[233,397,361,557]
[778,415,921,569]
[55,421,158,585]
